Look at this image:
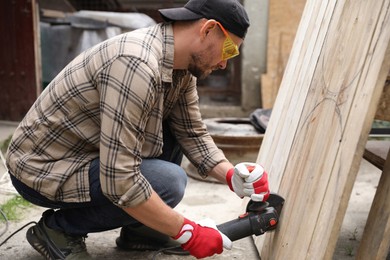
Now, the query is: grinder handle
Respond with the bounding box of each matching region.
[217,214,254,242]
[217,207,279,242]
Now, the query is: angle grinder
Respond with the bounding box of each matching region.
[217,193,285,241]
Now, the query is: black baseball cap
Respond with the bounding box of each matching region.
[158,0,250,39]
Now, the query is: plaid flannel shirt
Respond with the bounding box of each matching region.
[6,23,227,207]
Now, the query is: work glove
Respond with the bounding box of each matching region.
[173,218,232,259]
[226,162,270,202]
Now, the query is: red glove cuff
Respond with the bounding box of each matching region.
[173,218,223,258]
[172,218,194,242]
[253,171,269,192]
[226,168,234,191]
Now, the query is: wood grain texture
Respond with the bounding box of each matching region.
[254,0,390,259]
[261,0,306,108]
[357,145,390,259]
[363,140,390,170]
[374,74,390,121]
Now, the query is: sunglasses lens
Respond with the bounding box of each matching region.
[216,21,240,60]
[222,37,239,60]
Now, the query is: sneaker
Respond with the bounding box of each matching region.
[26,209,92,260]
[115,224,188,255]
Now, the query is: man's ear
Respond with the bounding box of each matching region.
[199,19,217,40]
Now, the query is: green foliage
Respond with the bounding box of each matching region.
[372,120,390,128]
[0,134,12,154]
[0,195,32,221]
[370,120,390,141]
[344,244,354,257]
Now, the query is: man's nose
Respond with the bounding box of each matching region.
[217,60,228,70]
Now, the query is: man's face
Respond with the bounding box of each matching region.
[188,47,220,80]
[188,22,243,80]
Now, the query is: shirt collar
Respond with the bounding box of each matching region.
[161,23,175,83]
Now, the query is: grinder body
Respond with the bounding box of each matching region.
[217,193,284,242]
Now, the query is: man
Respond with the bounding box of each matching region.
[6,0,269,259]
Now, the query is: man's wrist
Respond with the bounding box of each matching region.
[172,218,194,244]
[226,168,235,191]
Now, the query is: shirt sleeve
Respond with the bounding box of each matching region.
[99,56,158,207]
[168,75,228,177]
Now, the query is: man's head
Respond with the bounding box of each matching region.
[158,0,250,39]
[159,0,250,79]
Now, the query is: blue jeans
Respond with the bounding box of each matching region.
[10,122,187,236]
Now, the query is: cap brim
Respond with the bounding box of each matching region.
[158,7,202,21]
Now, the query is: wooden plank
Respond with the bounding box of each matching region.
[363,140,390,170]
[254,0,390,259]
[260,0,306,109]
[374,73,390,121]
[357,145,390,259]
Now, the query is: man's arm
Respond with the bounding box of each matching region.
[208,161,234,184]
[124,190,230,259]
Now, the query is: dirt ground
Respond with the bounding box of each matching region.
[0,122,388,259]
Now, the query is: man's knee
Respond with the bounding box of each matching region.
[166,163,187,198]
[159,163,187,207]
[140,159,188,207]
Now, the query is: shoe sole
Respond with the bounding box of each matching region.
[26,226,53,260]
[26,225,67,260]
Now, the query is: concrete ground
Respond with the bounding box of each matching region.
[0,176,259,260]
[0,121,386,259]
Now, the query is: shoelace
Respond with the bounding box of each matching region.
[66,235,88,253]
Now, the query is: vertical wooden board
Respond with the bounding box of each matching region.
[257,0,337,196]
[255,0,339,253]
[255,0,390,259]
[311,3,390,258]
[374,66,390,121]
[261,0,306,109]
[357,147,390,259]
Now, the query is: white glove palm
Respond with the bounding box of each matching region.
[197,218,232,250]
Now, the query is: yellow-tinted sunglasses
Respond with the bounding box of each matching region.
[216,21,240,60]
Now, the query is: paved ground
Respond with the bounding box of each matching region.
[0,177,259,260]
[0,121,259,259]
[0,121,386,259]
